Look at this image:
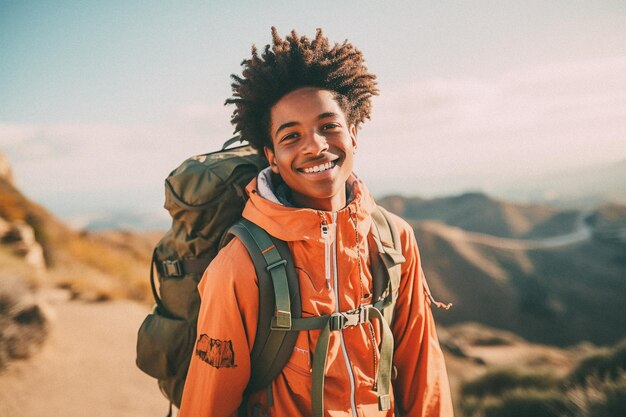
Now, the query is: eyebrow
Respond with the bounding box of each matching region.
[275,121,299,137]
[274,112,341,137]
[318,112,339,120]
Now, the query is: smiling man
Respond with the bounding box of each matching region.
[265,87,357,212]
[179,28,453,417]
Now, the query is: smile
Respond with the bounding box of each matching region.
[301,160,336,174]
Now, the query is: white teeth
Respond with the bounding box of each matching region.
[303,161,334,174]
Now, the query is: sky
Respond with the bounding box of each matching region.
[1,1,625,226]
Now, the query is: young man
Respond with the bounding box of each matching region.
[179,28,453,417]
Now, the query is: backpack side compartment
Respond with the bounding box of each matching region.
[136,142,268,408]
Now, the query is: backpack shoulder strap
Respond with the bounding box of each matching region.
[370,207,452,313]
[225,219,300,393]
[370,206,406,325]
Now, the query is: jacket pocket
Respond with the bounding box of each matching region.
[284,332,312,377]
[136,307,195,380]
[282,335,313,402]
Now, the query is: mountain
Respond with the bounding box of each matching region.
[68,210,169,231]
[378,192,581,239]
[379,195,626,346]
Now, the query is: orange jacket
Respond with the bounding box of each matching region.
[179,175,453,417]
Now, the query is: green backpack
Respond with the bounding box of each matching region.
[135,138,406,416]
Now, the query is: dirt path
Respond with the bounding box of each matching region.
[0,291,171,417]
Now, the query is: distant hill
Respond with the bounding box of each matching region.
[68,210,169,232]
[378,192,581,239]
[409,204,626,346]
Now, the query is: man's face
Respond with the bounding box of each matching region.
[264,87,357,211]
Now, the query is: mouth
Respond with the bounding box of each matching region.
[298,159,338,174]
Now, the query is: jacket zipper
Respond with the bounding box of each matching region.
[321,222,332,290]
[324,212,359,417]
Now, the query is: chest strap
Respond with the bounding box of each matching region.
[287,305,394,417]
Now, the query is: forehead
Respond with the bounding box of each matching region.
[270,87,346,127]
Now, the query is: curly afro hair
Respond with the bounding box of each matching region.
[225,27,378,152]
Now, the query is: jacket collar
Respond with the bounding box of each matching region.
[256,167,356,208]
[243,170,376,243]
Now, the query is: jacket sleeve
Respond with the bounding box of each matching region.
[179,238,259,417]
[389,216,454,417]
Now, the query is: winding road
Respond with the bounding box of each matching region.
[421,211,594,250]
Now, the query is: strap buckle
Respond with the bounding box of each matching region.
[271,310,292,330]
[329,306,370,330]
[162,260,182,277]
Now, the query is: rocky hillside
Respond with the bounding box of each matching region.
[0,149,161,372]
[0,151,51,368]
[0,151,157,305]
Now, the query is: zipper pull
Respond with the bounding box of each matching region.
[321,222,332,290]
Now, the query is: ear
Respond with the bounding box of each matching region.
[264,146,280,174]
[349,124,357,149]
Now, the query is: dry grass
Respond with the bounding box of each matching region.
[40,226,161,304]
[49,237,153,304]
[456,337,626,417]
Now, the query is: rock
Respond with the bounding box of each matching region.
[0,220,46,274]
[0,274,51,368]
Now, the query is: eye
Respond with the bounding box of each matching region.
[322,122,340,131]
[279,132,299,143]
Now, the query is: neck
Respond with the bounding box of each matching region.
[292,191,347,212]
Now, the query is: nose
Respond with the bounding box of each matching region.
[302,130,329,155]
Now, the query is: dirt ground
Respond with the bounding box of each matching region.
[0,291,171,417]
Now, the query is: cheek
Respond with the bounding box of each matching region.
[344,149,355,167]
[272,153,290,174]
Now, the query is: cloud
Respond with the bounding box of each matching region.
[357,57,626,196]
[0,117,232,215]
[0,124,39,147]
[372,57,626,136]
[178,102,231,123]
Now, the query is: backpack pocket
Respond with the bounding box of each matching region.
[136,307,195,380]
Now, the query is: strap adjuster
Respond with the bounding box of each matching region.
[271,309,292,330]
[266,259,287,271]
[162,260,182,277]
[329,306,371,330]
